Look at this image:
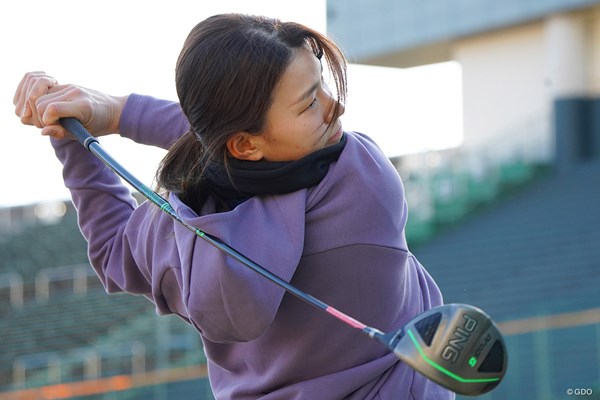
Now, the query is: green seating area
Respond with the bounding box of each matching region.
[0,289,154,387]
[415,157,600,399]
[0,206,203,393]
[403,156,549,247]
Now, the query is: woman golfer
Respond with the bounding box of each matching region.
[14,13,452,400]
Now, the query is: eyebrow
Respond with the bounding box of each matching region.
[292,60,324,107]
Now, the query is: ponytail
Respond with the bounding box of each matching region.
[156,130,211,212]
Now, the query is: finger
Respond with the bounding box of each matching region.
[14,72,56,118]
[41,124,72,140]
[36,84,82,106]
[28,97,43,128]
[23,74,58,127]
[29,85,76,129]
[36,86,90,126]
[13,71,50,104]
[13,71,42,107]
[14,73,36,118]
[19,102,34,126]
[41,101,77,127]
[33,84,74,120]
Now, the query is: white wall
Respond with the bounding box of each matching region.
[544,13,588,98]
[588,7,600,96]
[450,7,600,158]
[452,22,551,155]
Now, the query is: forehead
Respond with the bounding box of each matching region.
[274,47,321,105]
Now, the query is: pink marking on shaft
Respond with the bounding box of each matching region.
[326,306,367,330]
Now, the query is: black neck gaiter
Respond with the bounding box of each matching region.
[205,134,347,209]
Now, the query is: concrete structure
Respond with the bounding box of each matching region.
[327,0,600,169]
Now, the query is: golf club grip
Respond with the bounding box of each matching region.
[59,117,175,209]
[60,118,99,150]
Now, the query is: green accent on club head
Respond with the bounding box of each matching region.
[469,357,477,367]
[406,329,500,384]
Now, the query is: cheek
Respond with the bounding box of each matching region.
[285,120,313,142]
[300,114,325,134]
[268,114,324,154]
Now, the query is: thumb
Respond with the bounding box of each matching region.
[41,124,73,140]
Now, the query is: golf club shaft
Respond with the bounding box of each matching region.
[60,117,384,340]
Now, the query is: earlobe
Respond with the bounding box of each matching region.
[226,132,263,161]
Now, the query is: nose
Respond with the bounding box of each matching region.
[323,92,345,124]
[320,81,345,124]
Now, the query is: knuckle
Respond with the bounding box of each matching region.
[68,86,85,97]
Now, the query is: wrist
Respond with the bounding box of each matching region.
[111,95,130,135]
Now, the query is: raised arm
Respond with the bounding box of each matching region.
[118,94,189,149]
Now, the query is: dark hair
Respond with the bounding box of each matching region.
[156,13,347,212]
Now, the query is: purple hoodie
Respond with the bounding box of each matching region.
[52,94,453,400]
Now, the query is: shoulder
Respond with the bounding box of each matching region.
[342,131,386,160]
[340,131,399,180]
[345,130,383,150]
[304,131,409,251]
[308,131,403,205]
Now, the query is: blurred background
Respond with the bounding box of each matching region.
[1,0,599,399]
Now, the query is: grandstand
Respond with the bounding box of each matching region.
[2,2,600,399]
[413,154,600,399]
[0,204,212,399]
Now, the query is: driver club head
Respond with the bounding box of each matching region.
[385,304,507,396]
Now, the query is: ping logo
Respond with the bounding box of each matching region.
[441,314,478,364]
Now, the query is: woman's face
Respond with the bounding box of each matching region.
[229,47,345,162]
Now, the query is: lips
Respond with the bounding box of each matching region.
[327,125,343,144]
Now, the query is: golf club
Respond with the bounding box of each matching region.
[60,117,507,396]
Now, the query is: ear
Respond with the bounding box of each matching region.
[226,132,264,161]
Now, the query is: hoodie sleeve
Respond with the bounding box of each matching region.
[50,132,306,343]
[118,94,190,149]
